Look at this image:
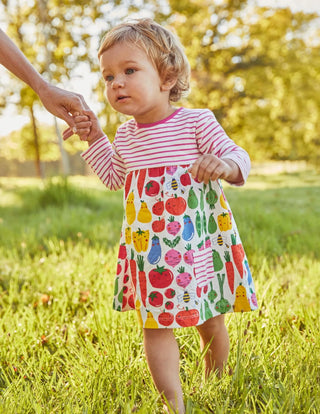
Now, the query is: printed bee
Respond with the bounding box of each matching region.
[217,234,223,246]
[178,291,195,304]
[216,233,230,248]
[166,178,179,191]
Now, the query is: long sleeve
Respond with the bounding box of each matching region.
[196,110,251,185]
[81,135,127,191]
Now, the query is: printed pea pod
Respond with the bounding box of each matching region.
[195,210,202,238]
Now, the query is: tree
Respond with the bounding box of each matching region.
[166,0,320,163]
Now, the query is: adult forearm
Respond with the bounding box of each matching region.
[0,29,47,93]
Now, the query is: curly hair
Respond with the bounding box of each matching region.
[98,18,190,102]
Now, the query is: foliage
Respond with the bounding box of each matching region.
[1,1,320,166]
[0,172,319,412]
[0,122,87,162]
[166,1,320,163]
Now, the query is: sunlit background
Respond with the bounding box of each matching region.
[0,0,319,177]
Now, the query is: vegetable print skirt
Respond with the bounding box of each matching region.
[113,165,258,329]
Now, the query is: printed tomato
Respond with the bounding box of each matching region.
[152,218,165,233]
[145,180,160,197]
[165,195,187,216]
[152,200,164,215]
[148,291,163,307]
[165,288,176,299]
[176,308,200,327]
[149,265,174,289]
[158,312,174,326]
[165,301,174,310]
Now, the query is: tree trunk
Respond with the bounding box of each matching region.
[54,117,70,175]
[37,0,71,176]
[30,105,44,179]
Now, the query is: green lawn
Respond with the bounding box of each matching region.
[0,171,319,413]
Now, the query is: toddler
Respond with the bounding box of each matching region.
[64,18,258,414]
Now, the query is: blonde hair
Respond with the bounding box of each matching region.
[98,18,190,102]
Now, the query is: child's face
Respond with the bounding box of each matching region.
[100,41,173,124]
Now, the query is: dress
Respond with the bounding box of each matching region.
[82,107,258,329]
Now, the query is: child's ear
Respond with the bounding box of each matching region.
[161,75,177,92]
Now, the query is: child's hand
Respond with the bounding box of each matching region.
[189,154,241,184]
[63,110,105,145]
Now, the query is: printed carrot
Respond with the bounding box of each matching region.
[124,171,133,200]
[231,234,245,278]
[137,255,147,307]
[224,251,235,293]
[130,249,137,291]
[137,169,147,199]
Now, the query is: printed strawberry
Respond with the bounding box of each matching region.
[149,265,174,288]
[180,171,191,186]
[205,236,211,248]
[145,180,160,197]
[167,216,181,236]
[165,288,176,299]
[128,294,135,308]
[176,267,192,288]
[118,244,127,260]
[148,291,164,307]
[196,285,202,297]
[183,244,195,265]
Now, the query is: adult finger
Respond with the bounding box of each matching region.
[62,127,74,141]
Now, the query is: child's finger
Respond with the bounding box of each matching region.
[76,128,91,140]
[74,115,90,123]
[188,159,200,180]
[74,120,92,130]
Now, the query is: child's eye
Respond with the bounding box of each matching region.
[125,68,135,75]
[105,75,114,82]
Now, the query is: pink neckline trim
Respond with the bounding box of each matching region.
[135,107,183,128]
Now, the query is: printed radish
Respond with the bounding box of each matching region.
[183,244,195,265]
[167,216,181,236]
[163,236,182,267]
[176,267,192,288]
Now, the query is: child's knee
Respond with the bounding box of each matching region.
[196,315,226,336]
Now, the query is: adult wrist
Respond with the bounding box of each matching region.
[32,76,50,96]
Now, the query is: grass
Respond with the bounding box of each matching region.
[0,171,319,413]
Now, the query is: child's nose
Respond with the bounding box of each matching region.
[112,75,125,88]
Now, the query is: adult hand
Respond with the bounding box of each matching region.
[37,82,90,130]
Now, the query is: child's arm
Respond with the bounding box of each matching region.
[63,109,127,192]
[194,110,250,185]
[189,154,242,185]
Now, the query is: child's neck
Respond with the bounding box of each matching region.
[135,106,179,127]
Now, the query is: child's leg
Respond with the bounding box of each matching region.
[196,315,230,377]
[143,328,185,414]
